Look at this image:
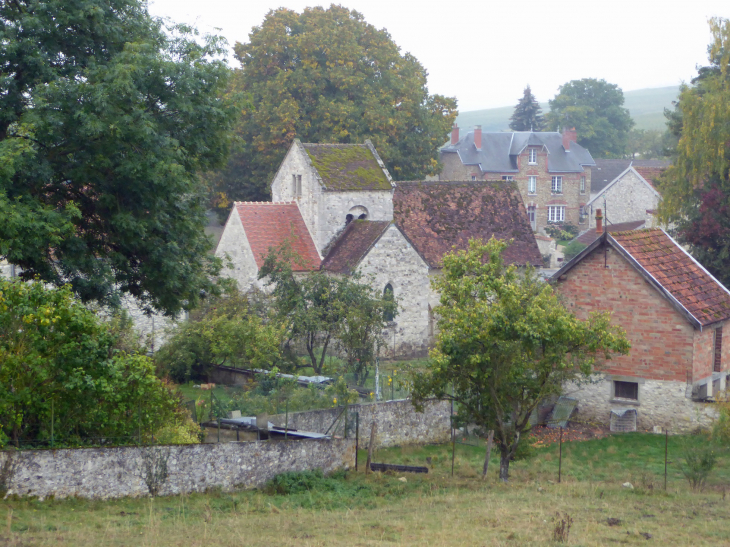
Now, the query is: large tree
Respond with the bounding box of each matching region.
[0,0,237,315]
[509,85,545,131]
[411,239,629,482]
[546,78,634,157]
[658,18,730,287]
[211,5,457,202]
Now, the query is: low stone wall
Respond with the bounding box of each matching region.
[566,377,720,433]
[1,438,354,500]
[269,399,450,448]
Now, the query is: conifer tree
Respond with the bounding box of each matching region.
[509,85,545,131]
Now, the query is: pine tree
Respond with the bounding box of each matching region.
[509,85,545,131]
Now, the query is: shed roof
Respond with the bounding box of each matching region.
[320,220,391,274]
[234,202,320,271]
[302,142,392,191]
[392,181,543,268]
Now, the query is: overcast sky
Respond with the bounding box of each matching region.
[147,0,728,112]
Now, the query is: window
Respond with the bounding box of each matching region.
[292,174,302,197]
[614,381,638,400]
[383,284,395,322]
[296,175,302,197]
[528,148,537,164]
[528,176,537,194]
[527,205,536,231]
[714,327,723,373]
[551,176,563,194]
[548,206,565,223]
[345,214,354,225]
[502,175,514,181]
[579,205,587,224]
[580,176,586,194]
[471,175,477,181]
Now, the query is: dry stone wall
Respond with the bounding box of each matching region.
[1,438,354,500]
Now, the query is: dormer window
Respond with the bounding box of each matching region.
[528,149,537,164]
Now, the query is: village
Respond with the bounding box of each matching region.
[1,1,730,545]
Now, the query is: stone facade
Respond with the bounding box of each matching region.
[215,206,262,292]
[586,167,660,229]
[1,438,354,500]
[269,399,451,448]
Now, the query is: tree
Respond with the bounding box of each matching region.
[626,129,674,160]
[211,5,457,202]
[509,85,545,131]
[0,278,187,448]
[259,241,396,379]
[411,239,629,481]
[546,78,634,157]
[0,0,237,315]
[658,18,730,287]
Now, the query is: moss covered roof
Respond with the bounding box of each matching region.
[303,143,392,192]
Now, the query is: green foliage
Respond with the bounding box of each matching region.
[155,288,285,383]
[680,439,717,491]
[626,128,674,160]
[546,78,634,158]
[562,241,587,261]
[410,238,630,481]
[544,223,578,241]
[0,0,238,315]
[210,5,457,202]
[509,85,545,132]
[0,278,184,448]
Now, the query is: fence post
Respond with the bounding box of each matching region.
[285,400,289,441]
[664,429,668,490]
[50,400,54,449]
[366,422,377,474]
[558,426,563,483]
[355,412,359,471]
[138,401,142,445]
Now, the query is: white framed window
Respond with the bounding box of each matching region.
[528,176,537,194]
[502,175,514,181]
[528,148,537,164]
[551,176,563,194]
[548,205,565,223]
[580,176,586,194]
[471,174,477,181]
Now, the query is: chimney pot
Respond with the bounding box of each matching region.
[562,127,577,151]
[474,125,482,151]
[596,208,603,234]
[451,123,459,145]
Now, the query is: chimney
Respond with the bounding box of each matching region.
[474,125,482,151]
[451,123,459,145]
[596,208,603,234]
[562,127,577,150]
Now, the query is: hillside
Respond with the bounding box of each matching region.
[456,85,679,132]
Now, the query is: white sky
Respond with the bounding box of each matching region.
[147,0,728,112]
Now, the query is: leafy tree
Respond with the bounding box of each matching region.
[546,78,634,157]
[658,18,730,287]
[259,241,396,379]
[626,129,674,160]
[0,278,186,448]
[0,0,237,315]
[155,288,285,383]
[212,5,457,202]
[410,239,630,481]
[509,85,545,131]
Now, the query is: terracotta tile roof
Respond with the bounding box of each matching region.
[302,143,392,191]
[320,221,391,274]
[393,181,543,268]
[633,166,666,187]
[235,202,320,271]
[611,228,730,327]
[575,220,646,246]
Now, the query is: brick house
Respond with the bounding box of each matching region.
[440,125,595,233]
[552,222,730,431]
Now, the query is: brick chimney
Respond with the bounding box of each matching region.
[474,125,482,151]
[562,127,577,150]
[451,123,459,145]
[596,208,603,234]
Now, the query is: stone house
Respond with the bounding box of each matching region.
[440,125,595,233]
[552,224,730,432]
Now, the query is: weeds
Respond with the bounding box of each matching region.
[552,511,573,542]
[681,444,717,491]
[141,447,170,496]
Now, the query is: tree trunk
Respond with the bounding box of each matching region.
[499,445,511,482]
[482,430,494,478]
[365,422,377,474]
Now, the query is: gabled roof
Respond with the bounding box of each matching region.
[320,220,391,274]
[586,165,661,207]
[575,221,646,246]
[441,130,595,173]
[592,159,669,195]
[392,181,543,268]
[300,140,393,192]
[553,228,730,329]
[234,202,320,271]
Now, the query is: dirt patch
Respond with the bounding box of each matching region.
[527,421,610,447]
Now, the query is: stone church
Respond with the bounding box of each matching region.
[216,139,542,357]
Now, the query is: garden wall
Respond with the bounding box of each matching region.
[269,399,451,448]
[1,438,354,500]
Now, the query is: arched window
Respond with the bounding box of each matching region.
[383,284,395,322]
[346,214,354,225]
[358,213,367,220]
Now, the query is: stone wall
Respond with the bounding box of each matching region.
[1,438,354,500]
[269,399,451,448]
[587,169,660,228]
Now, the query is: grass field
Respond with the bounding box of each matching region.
[1,433,728,546]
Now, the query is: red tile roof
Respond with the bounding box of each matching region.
[321,221,391,274]
[393,181,543,268]
[575,220,646,246]
[235,202,320,271]
[634,166,667,187]
[611,229,730,327]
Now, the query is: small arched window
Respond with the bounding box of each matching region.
[345,214,354,225]
[383,284,395,322]
[358,213,367,220]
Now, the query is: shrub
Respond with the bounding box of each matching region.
[562,240,587,261]
[681,441,717,491]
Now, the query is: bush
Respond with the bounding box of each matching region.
[562,240,587,261]
[544,223,579,242]
[680,441,717,491]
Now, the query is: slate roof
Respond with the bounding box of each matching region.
[392,181,543,268]
[441,131,595,173]
[320,221,391,274]
[592,159,669,195]
[234,202,320,271]
[302,142,392,192]
[575,220,646,246]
